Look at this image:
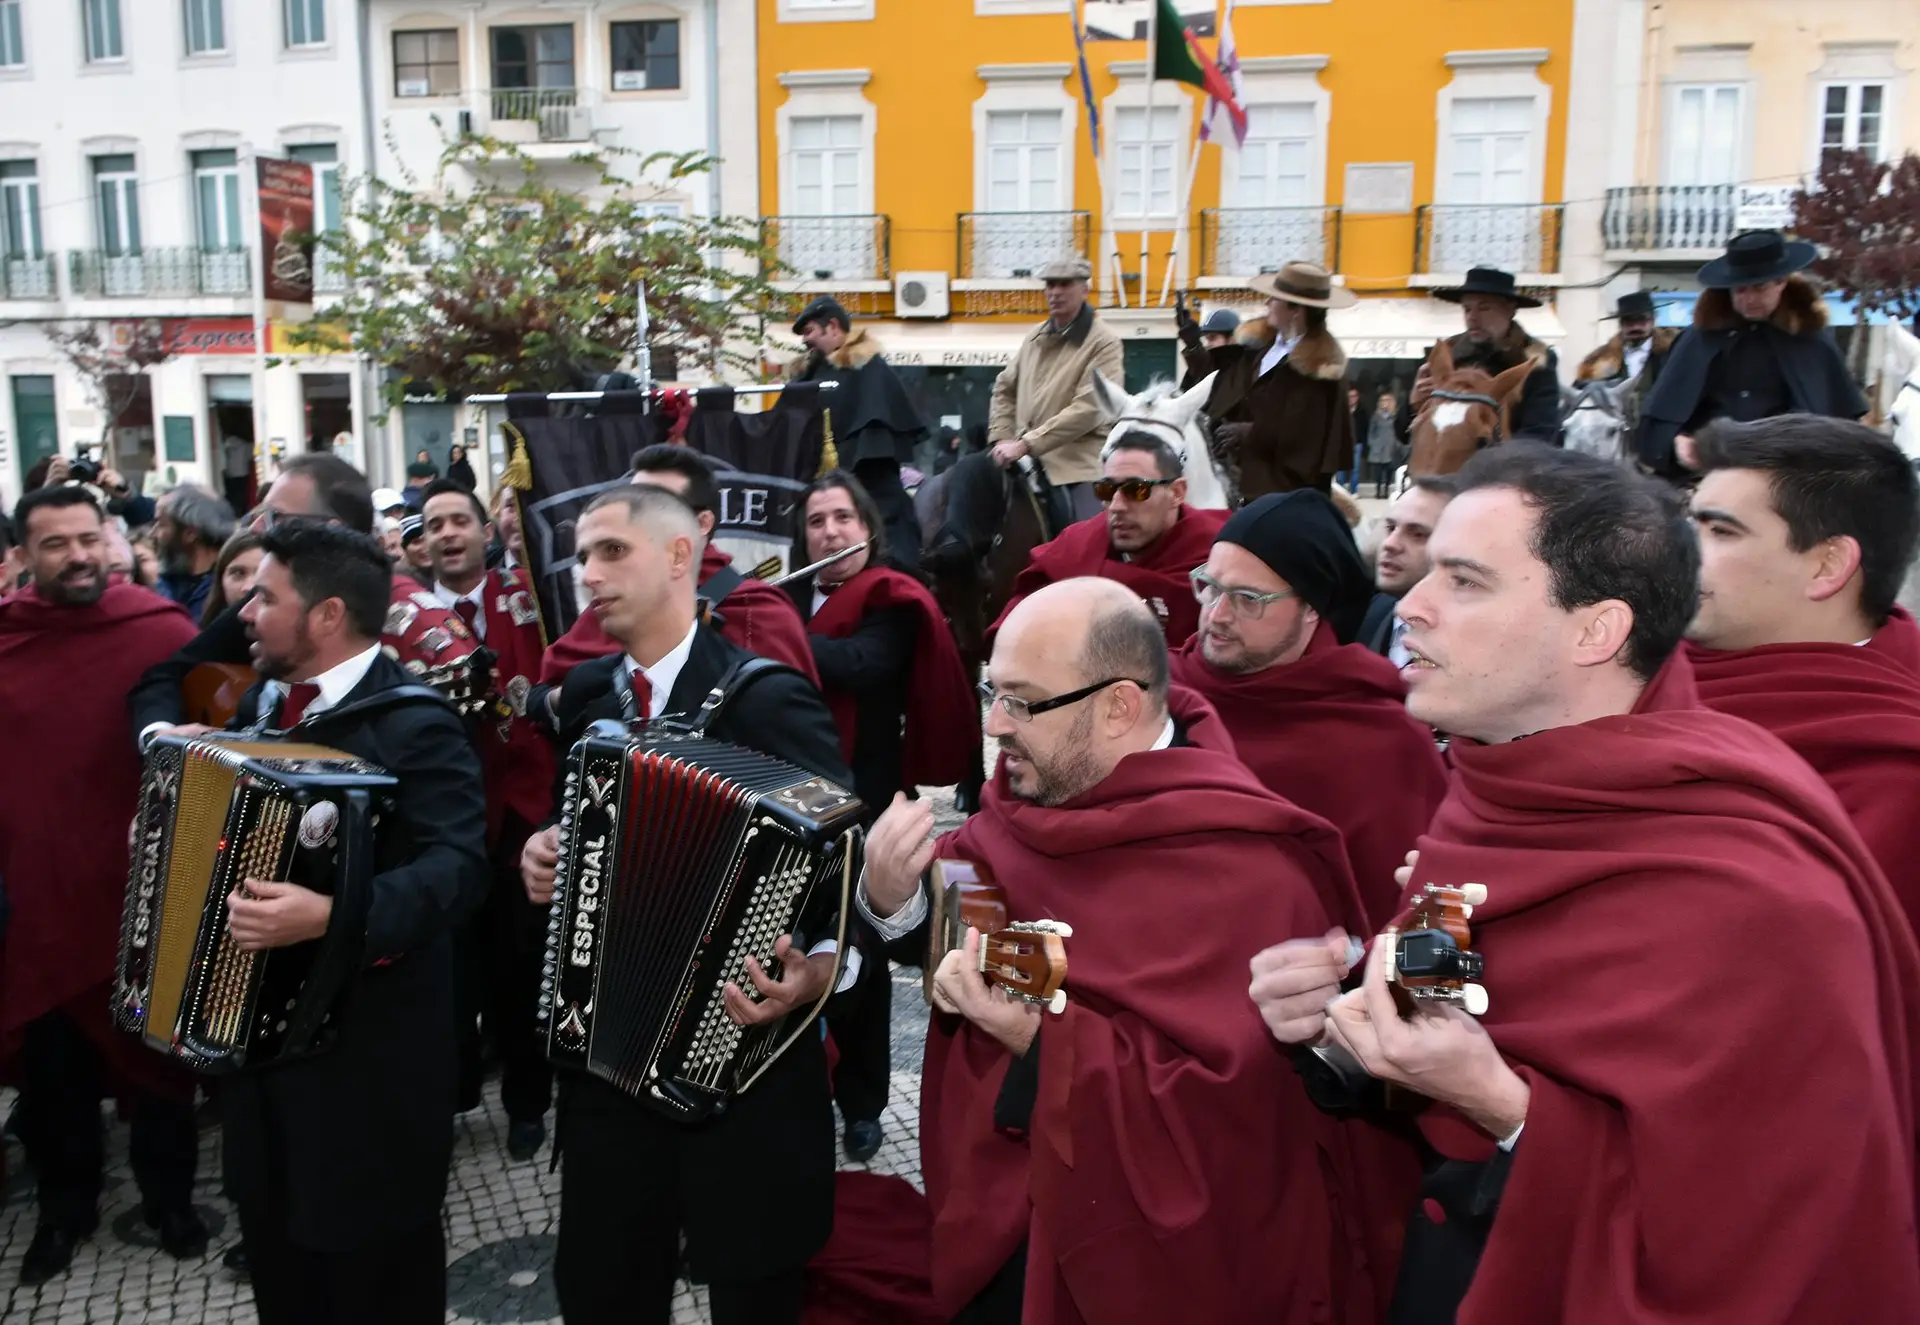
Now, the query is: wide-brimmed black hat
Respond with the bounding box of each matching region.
[791,295,852,336]
[1430,267,1542,310]
[1603,290,1657,321]
[1696,230,1817,289]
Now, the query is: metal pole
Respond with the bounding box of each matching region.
[244,142,271,493]
[1140,2,1157,309]
[634,278,653,397]
[462,383,835,404]
[1161,133,1204,308]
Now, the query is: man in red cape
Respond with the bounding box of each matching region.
[1253,444,1920,1324]
[0,487,208,1283]
[1684,416,1920,935]
[858,577,1401,1325]
[991,434,1226,647]
[1171,489,1449,926]
[537,445,818,689]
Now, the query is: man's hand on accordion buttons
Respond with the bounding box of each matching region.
[723,935,836,1027]
[866,793,937,919]
[226,880,332,952]
[523,826,560,905]
[932,928,1040,1056]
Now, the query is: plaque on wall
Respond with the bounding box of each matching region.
[1345,163,1416,216]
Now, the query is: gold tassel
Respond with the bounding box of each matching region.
[501,421,534,491]
[817,406,839,476]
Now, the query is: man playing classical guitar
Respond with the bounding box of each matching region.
[861,576,1399,1325]
[1251,445,1920,1323]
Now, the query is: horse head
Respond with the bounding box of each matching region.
[1406,339,1536,476]
[1562,379,1630,465]
[1887,321,1920,465]
[1092,370,1232,509]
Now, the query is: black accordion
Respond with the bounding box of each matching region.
[115,733,391,1072]
[543,720,865,1121]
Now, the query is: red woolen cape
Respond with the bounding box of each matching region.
[992,507,1227,647]
[1412,652,1920,1323]
[1170,622,1449,928]
[538,544,820,686]
[808,566,976,788]
[0,584,198,1080]
[1686,608,1920,941]
[920,687,1395,1325]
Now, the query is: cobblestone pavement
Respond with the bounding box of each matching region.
[0,791,961,1324]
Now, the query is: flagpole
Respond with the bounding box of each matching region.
[1141,0,1157,310]
[1161,123,1205,308]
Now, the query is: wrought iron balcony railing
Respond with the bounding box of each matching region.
[762,215,891,283]
[68,247,254,297]
[1198,207,1341,278]
[0,254,56,300]
[1602,184,1736,254]
[956,211,1092,280]
[314,247,347,294]
[1415,204,1564,275]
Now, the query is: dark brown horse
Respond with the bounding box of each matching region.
[1406,339,1537,478]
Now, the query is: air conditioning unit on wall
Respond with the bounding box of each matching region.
[894,271,951,320]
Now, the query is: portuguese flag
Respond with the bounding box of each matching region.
[1150,0,1247,139]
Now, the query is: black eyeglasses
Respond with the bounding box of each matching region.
[1093,477,1177,504]
[977,676,1150,724]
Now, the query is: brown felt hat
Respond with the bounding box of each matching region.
[1251,262,1357,310]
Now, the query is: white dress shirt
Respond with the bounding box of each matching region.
[261,643,383,722]
[1258,333,1298,379]
[1623,339,1652,381]
[432,579,488,642]
[1387,617,1413,669]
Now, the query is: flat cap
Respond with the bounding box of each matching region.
[1037,256,1093,282]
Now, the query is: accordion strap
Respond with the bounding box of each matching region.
[687,657,808,736]
[259,682,455,736]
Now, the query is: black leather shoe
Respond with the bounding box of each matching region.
[222,1242,251,1277]
[507,1119,547,1163]
[843,1120,884,1163]
[20,1221,92,1286]
[145,1205,210,1260]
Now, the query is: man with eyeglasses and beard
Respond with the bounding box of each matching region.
[1170,490,1449,929]
[991,433,1226,648]
[0,486,208,1286]
[854,576,1385,1325]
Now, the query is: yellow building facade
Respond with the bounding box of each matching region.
[755,0,1589,415]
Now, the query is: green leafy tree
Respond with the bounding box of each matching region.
[1792,150,1920,379]
[284,129,786,406]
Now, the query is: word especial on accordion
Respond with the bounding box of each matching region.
[115,732,394,1071]
[543,719,866,1123]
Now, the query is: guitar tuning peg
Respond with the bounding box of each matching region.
[1462,983,1489,1016]
[1461,883,1488,906]
[1048,990,1068,1015]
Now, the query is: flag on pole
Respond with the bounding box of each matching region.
[1199,0,1248,147]
[1151,0,1245,139]
[1071,1,1101,161]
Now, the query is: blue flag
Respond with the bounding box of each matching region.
[1072,0,1101,161]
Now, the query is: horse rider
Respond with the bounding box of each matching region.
[1178,261,1356,500]
[1574,291,1678,439]
[1635,230,1867,482]
[1395,266,1563,448]
[1179,306,1242,390]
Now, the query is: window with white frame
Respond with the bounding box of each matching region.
[984,110,1063,212]
[1215,102,1320,274]
[394,29,458,96]
[779,0,874,21]
[1233,103,1315,208]
[1666,83,1744,186]
[1112,105,1180,219]
[1820,81,1887,163]
[1443,96,1533,205]
[610,20,679,91]
[288,143,340,232]
[783,113,873,278]
[184,0,225,54]
[285,0,326,48]
[84,0,124,62]
[193,149,242,250]
[0,161,41,258]
[92,155,140,255]
[0,0,24,68]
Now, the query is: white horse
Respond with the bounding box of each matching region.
[1562,379,1634,467]
[1090,371,1234,510]
[1885,321,1920,465]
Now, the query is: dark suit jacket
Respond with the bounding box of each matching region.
[784,574,916,815]
[1359,591,1399,657]
[548,623,855,1276]
[220,652,488,1251]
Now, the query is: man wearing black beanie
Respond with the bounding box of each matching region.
[1170,490,1449,924]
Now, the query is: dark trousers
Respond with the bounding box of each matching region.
[853,457,922,573]
[1368,460,1394,497]
[458,814,553,1121]
[954,1243,1029,1325]
[17,1009,197,1230]
[239,1205,445,1325]
[829,940,892,1126]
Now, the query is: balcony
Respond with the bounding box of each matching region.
[957,211,1092,280]
[1199,207,1341,280]
[485,88,593,144]
[314,248,347,294]
[762,215,891,284]
[1,255,57,300]
[68,248,254,298]
[1603,184,1736,258]
[1415,204,1564,276]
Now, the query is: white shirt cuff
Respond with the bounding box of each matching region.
[806,940,862,995]
[855,868,928,943]
[1497,1121,1524,1152]
[139,721,171,751]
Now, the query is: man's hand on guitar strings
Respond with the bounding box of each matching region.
[723,935,836,1026]
[931,927,1041,1056]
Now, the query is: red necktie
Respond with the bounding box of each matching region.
[453,598,480,637]
[629,669,653,723]
[279,682,321,728]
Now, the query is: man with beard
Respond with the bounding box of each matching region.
[1358,477,1455,662]
[1250,445,1920,1324]
[1170,490,1449,925]
[788,297,929,569]
[518,485,854,1325]
[0,486,207,1284]
[421,477,558,1160]
[223,521,486,1324]
[858,578,1390,1325]
[1396,268,1562,448]
[537,445,818,691]
[152,483,237,619]
[1685,415,1920,934]
[992,434,1226,647]
[1575,291,1675,392]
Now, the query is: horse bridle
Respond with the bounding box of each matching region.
[1109,415,1189,445]
[1427,387,1507,448]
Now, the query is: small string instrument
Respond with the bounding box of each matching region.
[925,859,1070,1013]
[1391,882,1488,1017]
[182,662,258,729]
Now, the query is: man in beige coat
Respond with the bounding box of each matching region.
[988,256,1126,520]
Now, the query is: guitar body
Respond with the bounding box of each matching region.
[926,858,1069,1012]
[182,662,257,729]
